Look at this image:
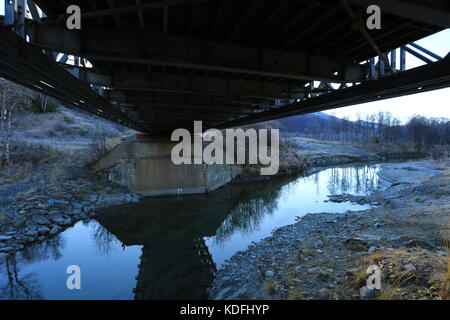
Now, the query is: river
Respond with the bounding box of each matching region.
[0,162,386,300]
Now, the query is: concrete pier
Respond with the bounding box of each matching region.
[93,138,243,196]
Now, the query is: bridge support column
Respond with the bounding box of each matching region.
[93,137,243,197]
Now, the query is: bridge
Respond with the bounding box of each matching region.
[1,0,449,134]
[0,0,449,195]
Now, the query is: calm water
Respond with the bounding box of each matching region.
[0,163,385,300]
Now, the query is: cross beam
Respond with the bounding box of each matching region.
[75,69,308,99]
[28,25,365,83]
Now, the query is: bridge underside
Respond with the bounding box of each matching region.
[0,0,449,133]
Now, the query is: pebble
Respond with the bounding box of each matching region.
[404,263,417,272]
[49,226,61,235]
[315,288,332,300]
[25,229,38,237]
[307,267,319,274]
[31,215,49,225]
[368,246,379,253]
[359,286,376,299]
[36,226,51,235]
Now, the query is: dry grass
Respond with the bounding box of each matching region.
[264,280,278,295]
[353,267,368,287]
[87,131,124,164]
[431,228,450,299]
[287,289,304,300]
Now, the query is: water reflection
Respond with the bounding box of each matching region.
[0,236,65,299]
[94,175,296,299]
[0,163,384,300]
[326,165,382,195]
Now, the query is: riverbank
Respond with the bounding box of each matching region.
[0,118,438,257]
[239,137,426,180]
[209,160,450,300]
[0,107,138,253]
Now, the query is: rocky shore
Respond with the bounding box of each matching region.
[0,176,140,254]
[209,161,450,300]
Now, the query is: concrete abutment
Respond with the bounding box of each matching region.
[93,138,243,196]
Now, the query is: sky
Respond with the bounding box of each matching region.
[323,29,450,123]
[0,2,449,122]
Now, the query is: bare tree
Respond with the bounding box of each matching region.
[0,79,35,166]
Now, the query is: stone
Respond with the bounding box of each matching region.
[315,288,332,300]
[404,263,417,272]
[49,226,61,236]
[71,209,82,215]
[317,270,330,281]
[32,215,50,225]
[50,215,65,224]
[78,212,88,220]
[0,235,13,241]
[25,229,38,237]
[368,246,379,253]
[345,238,369,251]
[265,270,274,278]
[307,267,319,274]
[48,199,69,206]
[359,286,376,299]
[72,202,83,209]
[36,226,51,235]
[403,239,435,250]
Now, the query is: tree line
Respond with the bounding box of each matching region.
[312,111,449,152]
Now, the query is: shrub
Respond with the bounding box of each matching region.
[30,95,59,113]
[431,146,450,160]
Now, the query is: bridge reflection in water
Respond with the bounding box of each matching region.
[0,163,383,300]
[94,175,295,300]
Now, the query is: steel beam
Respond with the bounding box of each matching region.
[103,90,274,109]
[28,25,365,83]
[402,45,434,64]
[217,57,450,129]
[409,43,443,61]
[75,69,307,98]
[0,28,146,131]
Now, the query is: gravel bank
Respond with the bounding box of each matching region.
[209,160,450,300]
